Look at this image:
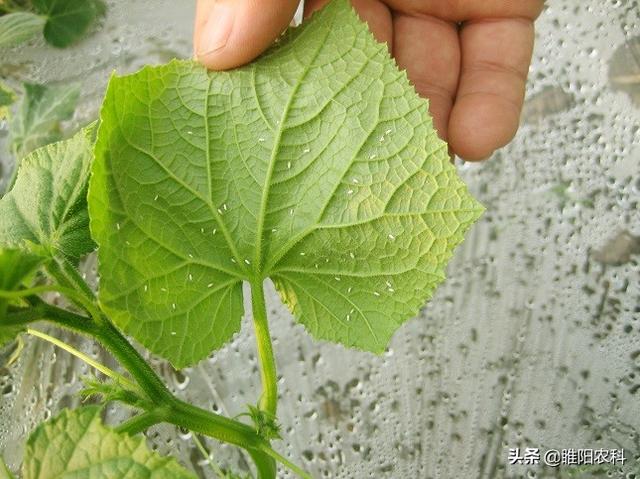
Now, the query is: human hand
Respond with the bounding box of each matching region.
[194,0,544,161]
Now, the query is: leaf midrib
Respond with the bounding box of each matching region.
[201,73,250,276]
[252,7,336,275]
[260,52,382,273]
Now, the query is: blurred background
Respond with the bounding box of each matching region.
[0,1,638,477]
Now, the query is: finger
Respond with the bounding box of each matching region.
[448,18,535,160]
[305,0,393,47]
[392,13,459,141]
[385,0,544,23]
[194,0,300,70]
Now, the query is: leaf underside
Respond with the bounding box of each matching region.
[22,406,195,479]
[9,82,80,158]
[89,0,483,367]
[0,127,95,259]
[0,12,45,48]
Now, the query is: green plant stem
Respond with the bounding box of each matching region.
[35,301,281,478]
[92,320,175,404]
[166,400,278,478]
[248,449,278,479]
[115,410,164,435]
[250,280,278,416]
[165,399,267,451]
[191,434,228,479]
[33,303,252,447]
[0,284,101,321]
[17,261,303,478]
[22,295,96,333]
[46,258,98,310]
[4,306,43,325]
[36,261,174,403]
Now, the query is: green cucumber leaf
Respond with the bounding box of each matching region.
[0,247,45,347]
[0,12,45,48]
[23,406,196,478]
[9,82,79,158]
[0,82,15,106]
[89,0,483,367]
[0,126,96,259]
[0,81,16,120]
[0,319,26,348]
[32,0,101,48]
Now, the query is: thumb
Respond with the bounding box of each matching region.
[194,0,301,71]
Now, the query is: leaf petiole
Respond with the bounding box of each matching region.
[115,410,164,435]
[0,284,101,322]
[250,280,278,416]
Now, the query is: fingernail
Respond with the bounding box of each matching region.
[196,3,235,57]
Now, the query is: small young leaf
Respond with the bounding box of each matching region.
[9,82,79,158]
[0,82,15,105]
[0,127,95,259]
[89,0,483,367]
[0,248,43,294]
[80,376,150,409]
[32,0,100,48]
[0,12,45,48]
[241,404,282,441]
[23,406,196,478]
[0,248,45,346]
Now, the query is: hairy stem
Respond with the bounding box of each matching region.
[166,399,267,451]
[27,301,165,401]
[46,258,96,304]
[92,320,176,404]
[115,410,164,435]
[4,306,45,325]
[36,302,280,477]
[41,261,175,401]
[0,284,101,322]
[163,400,279,478]
[23,267,305,477]
[250,280,278,416]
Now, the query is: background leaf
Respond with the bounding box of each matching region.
[23,406,196,478]
[0,81,16,120]
[89,0,483,367]
[8,82,79,158]
[0,12,45,48]
[33,0,102,48]
[0,127,95,259]
[0,248,44,347]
